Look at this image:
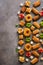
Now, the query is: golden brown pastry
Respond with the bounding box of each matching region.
[19,56,25,62]
[32,51,39,57]
[33,22,40,29]
[33,15,40,21]
[33,29,40,35]
[19,20,25,27]
[26,8,31,13]
[17,28,23,34]
[24,43,32,51]
[19,35,23,39]
[30,58,39,64]
[33,0,41,7]
[25,1,31,7]
[25,14,32,22]
[18,40,24,46]
[32,36,40,42]
[30,25,35,31]
[32,7,40,15]
[18,49,24,55]
[32,43,40,49]
[23,28,31,37]
[20,6,26,13]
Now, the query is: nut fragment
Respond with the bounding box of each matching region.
[30,56,34,60]
[25,58,29,62]
[20,3,24,7]
[17,11,20,15]
[17,46,21,50]
[30,41,34,45]
[40,57,43,61]
[36,34,39,37]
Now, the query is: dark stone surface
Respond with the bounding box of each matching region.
[0,0,43,65]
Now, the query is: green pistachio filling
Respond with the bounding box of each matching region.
[40,20,43,27]
[39,33,43,39]
[25,37,31,42]
[26,23,31,28]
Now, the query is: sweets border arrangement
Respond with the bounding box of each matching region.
[16,0,43,64]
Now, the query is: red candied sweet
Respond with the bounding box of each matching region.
[19,13,24,19]
[38,48,43,53]
[40,11,43,16]
[26,52,31,57]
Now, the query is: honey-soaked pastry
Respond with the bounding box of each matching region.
[33,15,40,21]
[32,51,39,57]
[33,22,40,29]
[33,0,41,7]
[18,49,24,55]
[25,1,31,7]
[32,7,40,15]
[32,43,40,49]
[33,29,40,35]
[26,8,31,13]
[19,35,23,39]
[19,20,25,27]
[24,43,32,51]
[30,58,39,64]
[32,36,40,42]
[25,14,32,22]
[20,6,26,13]
[30,25,35,31]
[23,28,31,37]
[18,40,24,46]
[17,28,23,34]
[19,56,25,62]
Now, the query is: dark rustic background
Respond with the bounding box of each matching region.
[0,0,43,65]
